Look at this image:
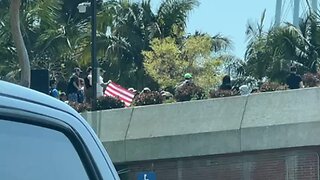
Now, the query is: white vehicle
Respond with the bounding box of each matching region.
[0,80,120,180]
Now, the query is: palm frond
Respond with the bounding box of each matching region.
[212,34,232,52]
[156,0,199,37]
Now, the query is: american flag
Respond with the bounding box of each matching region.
[104,82,135,107]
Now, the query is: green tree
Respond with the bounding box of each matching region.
[244,10,320,82]
[271,12,320,73]
[143,37,187,88]
[244,10,274,80]
[1,0,200,89]
[79,0,199,90]
[0,0,17,80]
[143,33,230,91]
[0,0,89,83]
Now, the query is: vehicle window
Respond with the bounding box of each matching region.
[0,120,89,180]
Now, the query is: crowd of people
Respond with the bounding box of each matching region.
[49,65,305,109]
[216,65,304,96]
[49,67,170,105]
[49,67,111,104]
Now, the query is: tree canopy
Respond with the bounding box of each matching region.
[143,33,231,91]
[2,1,320,93]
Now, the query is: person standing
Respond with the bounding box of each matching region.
[239,85,251,96]
[84,67,93,103]
[219,75,232,90]
[78,78,85,103]
[176,73,194,89]
[67,68,82,102]
[49,79,59,99]
[86,67,111,99]
[96,69,106,97]
[286,66,304,89]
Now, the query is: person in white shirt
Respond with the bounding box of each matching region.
[86,67,111,98]
[239,85,251,96]
[96,72,105,97]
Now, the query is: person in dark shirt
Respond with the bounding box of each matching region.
[286,66,304,89]
[219,75,232,90]
[84,66,93,104]
[67,68,82,102]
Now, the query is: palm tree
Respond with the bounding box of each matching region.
[273,12,320,73]
[78,0,199,89]
[244,9,320,83]
[0,0,17,80]
[156,0,199,38]
[244,10,275,80]
[244,10,294,82]
[0,0,90,84]
[1,0,200,89]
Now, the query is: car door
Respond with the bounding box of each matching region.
[0,97,119,180]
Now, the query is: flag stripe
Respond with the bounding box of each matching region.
[104,82,135,107]
[109,82,133,95]
[105,91,131,107]
[106,88,132,103]
[107,84,133,101]
[108,83,135,98]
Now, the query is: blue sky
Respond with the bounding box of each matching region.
[151,0,277,59]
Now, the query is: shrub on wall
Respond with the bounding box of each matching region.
[303,73,320,87]
[174,83,205,102]
[259,82,287,92]
[133,91,163,106]
[68,102,91,113]
[96,96,125,110]
[209,89,236,98]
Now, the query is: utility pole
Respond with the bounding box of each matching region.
[91,0,98,110]
[293,0,300,26]
[275,0,318,27]
[311,0,318,12]
[77,1,98,110]
[275,0,282,26]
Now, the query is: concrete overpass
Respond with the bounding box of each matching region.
[82,87,320,179]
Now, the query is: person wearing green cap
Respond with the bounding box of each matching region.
[184,73,192,80]
[176,73,193,89]
[183,73,193,84]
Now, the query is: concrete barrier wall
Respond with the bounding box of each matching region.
[82,108,133,162]
[241,88,320,151]
[81,87,320,163]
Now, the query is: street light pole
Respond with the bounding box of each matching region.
[91,0,98,110]
[275,0,282,26]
